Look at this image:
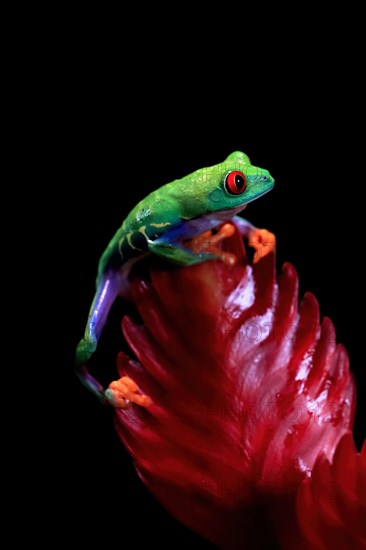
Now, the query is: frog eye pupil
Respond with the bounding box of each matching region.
[225,171,247,195]
[263,176,267,181]
[235,175,244,188]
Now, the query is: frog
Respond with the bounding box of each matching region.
[76,151,274,407]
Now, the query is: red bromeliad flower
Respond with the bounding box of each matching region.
[106,223,362,549]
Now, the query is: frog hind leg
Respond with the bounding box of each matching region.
[75,270,121,402]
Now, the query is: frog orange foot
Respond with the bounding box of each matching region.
[186,223,238,266]
[248,228,276,264]
[105,376,152,409]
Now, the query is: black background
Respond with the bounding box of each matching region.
[47,65,365,548]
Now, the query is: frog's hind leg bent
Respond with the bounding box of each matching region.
[75,270,121,402]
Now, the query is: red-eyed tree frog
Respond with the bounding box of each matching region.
[76,151,274,406]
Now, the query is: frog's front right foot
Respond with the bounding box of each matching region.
[248,227,276,263]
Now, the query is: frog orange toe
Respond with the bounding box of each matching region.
[186,223,238,266]
[105,376,152,409]
[248,228,276,264]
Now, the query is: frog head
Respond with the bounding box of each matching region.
[204,151,274,212]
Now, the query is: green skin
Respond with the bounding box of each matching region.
[76,151,274,403]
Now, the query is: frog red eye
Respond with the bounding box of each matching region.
[225,171,247,195]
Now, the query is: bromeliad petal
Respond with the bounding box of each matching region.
[296,432,366,549]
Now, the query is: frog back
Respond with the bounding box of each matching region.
[96,187,182,284]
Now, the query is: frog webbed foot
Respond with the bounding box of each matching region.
[184,223,238,266]
[105,376,152,409]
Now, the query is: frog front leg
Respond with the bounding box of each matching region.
[184,218,275,266]
[147,222,237,266]
[232,215,255,236]
[147,217,275,268]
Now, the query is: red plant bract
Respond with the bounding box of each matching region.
[111,224,357,549]
[296,432,366,549]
